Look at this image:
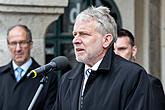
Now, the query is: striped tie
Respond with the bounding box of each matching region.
[79,68,92,110]
[16,67,23,81]
[86,69,92,77]
[81,68,92,95]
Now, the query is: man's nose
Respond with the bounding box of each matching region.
[72,36,82,44]
[15,43,22,50]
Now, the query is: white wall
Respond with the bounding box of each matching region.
[115,0,135,33]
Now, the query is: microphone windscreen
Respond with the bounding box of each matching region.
[51,56,69,70]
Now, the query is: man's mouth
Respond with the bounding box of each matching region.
[76,48,85,53]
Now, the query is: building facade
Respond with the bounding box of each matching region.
[0,0,165,90]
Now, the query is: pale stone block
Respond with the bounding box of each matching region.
[161,47,165,91]
[31,38,45,65]
[0,5,65,14]
[161,0,165,91]
[0,0,68,6]
[115,0,135,33]
[0,14,59,38]
[0,40,11,66]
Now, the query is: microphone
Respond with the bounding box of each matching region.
[27,56,69,78]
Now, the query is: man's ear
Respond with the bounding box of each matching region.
[30,41,33,49]
[102,34,113,48]
[132,45,137,60]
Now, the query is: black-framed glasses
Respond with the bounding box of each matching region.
[8,40,32,48]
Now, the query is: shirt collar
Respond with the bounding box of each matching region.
[12,58,32,73]
[84,58,103,72]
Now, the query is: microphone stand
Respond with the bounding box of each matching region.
[27,75,48,110]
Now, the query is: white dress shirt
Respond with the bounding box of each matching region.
[13,58,32,79]
[82,59,103,96]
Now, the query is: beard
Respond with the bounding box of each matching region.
[75,48,105,66]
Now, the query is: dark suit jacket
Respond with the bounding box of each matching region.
[0,58,58,110]
[52,48,154,110]
[148,74,165,110]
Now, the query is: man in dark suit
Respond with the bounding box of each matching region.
[0,24,58,110]
[114,28,165,110]
[52,6,154,110]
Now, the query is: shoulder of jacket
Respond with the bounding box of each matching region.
[0,62,12,74]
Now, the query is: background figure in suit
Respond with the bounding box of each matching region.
[114,28,165,110]
[0,24,58,110]
[52,6,154,110]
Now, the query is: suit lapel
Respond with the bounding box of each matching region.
[68,63,84,110]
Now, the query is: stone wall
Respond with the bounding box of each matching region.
[0,0,68,66]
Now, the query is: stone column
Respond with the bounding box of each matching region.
[149,0,161,78]
[161,0,165,91]
[0,0,68,65]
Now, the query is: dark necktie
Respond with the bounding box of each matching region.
[81,69,92,96]
[79,68,92,110]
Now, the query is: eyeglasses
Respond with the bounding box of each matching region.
[8,40,32,48]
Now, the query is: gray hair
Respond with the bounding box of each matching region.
[76,6,117,43]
